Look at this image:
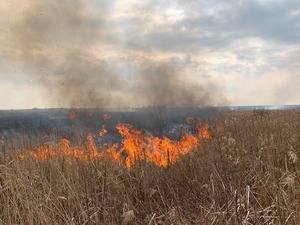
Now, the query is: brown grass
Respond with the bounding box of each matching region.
[0,109,299,224]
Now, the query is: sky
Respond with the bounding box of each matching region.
[0,0,299,109]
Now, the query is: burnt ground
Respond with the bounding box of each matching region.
[0,105,299,147]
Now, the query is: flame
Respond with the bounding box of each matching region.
[69,111,76,120]
[19,120,210,168]
[197,124,210,139]
[99,125,107,137]
[103,113,111,121]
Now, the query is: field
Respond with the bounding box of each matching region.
[0,109,299,224]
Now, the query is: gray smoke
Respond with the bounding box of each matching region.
[132,61,227,107]
[8,0,228,108]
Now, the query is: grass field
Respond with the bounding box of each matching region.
[0,110,299,224]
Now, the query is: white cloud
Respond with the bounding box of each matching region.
[213,69,300,105]
[0,81,50,109]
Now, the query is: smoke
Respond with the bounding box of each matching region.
[8,0,123,108]
[8,0,228,108]
[133,61,228,107]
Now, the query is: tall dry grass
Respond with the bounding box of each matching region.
[0,109,299,224]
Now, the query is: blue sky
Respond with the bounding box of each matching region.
[0,0,299,109]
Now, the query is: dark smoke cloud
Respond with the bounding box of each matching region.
[9,0,228,108]
[54,50,120,108]
[12,0,111,49]
[10,0,119,108]
[133,61,228,107]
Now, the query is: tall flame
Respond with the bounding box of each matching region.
[19,120,210,168]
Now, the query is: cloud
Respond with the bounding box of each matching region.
[0,80,49,109]
[0,0,228,109]
[120,0,300,52]
[215,68,300,105]
[0,0,299,108]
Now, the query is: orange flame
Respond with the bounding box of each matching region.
[69,111,76,120]
[99,125,107,137]
[197,124,210,139]
[19,120,210,168]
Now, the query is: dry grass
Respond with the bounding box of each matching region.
[0,109,299,224]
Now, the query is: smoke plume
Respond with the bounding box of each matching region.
[8,0,228,108]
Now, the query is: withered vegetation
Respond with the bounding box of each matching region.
[0,110,299,224]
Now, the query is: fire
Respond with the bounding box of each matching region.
[114,124,206,168]
[197,124,210,139]
[19,120,211,168]
[99,125,107,137]
[69,111,76,120]
[103,113,111,121]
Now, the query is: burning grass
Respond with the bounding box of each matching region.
[0,110,299,224]
[18,122,210,168]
